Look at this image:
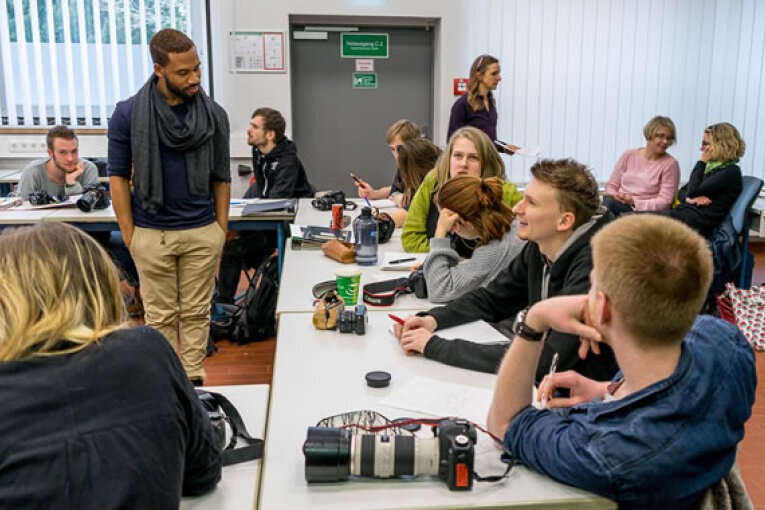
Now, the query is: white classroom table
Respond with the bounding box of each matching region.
[277,198,432,315]
[258,312,616,510]
[181,384,270,510]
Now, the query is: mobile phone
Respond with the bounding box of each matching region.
[349,172,362,184]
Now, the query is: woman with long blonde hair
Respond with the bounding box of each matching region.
[401,126,522,253]
[0,223,221,507]
[423,174,525,303]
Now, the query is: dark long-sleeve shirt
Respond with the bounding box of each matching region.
[671,160,742,237]
[446,92,498,142]
[0,327,221,509]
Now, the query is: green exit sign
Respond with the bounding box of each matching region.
[341,33,388,58]
[352,72,378,89]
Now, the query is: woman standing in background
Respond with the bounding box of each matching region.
[447,55,518,154]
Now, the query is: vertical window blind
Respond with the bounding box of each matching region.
[0,0,206,128]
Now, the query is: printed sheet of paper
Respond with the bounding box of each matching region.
[381,376,493,426]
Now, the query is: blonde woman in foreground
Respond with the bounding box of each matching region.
[0,223,221,508]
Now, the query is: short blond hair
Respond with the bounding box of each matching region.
[643,115,676,146]
[386,119,421,145]
[434,127,505,196]
[0,223,124,361]
[706,122,746,162]
[591,215,712,345]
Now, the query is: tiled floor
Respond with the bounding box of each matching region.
[203,247,765,506]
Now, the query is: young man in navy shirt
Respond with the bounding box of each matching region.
[487,215,756,508]
[108,29,230,384]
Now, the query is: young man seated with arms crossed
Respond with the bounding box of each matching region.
[488,214,756,508]
[395,159,618,383]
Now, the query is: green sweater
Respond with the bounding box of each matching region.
[401,170,523,252]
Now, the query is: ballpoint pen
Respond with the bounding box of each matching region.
[388,257,416,265]
[388,314,406,325]
[364,197,372,208]
[540,352,559,409]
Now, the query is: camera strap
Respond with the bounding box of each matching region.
[202,390,264,466]
[362,278,413,306]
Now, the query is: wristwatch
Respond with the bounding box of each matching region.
[512,307,549,342]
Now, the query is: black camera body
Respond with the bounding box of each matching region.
[303,418,476,491]
[76,184,110,212]
[337,304,367,335]
[312,190,348,211]
[436,419,477,491]
[407,268,428,299]
[29,189,66,206]
[197,391,229,450]
[373,211,395,244]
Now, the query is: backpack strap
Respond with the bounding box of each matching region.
[205,390,264,466]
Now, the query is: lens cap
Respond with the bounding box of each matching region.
[365,370,391,388]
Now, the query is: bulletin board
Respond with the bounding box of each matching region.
[229,31,285,73]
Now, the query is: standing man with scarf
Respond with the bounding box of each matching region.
[108,29,230,385]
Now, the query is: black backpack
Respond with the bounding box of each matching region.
[211,253,279,344]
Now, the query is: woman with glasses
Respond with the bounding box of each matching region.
[0,223,221,507]
[604,116,680,215]
[447,55,518,154]
[402,126,522,253]
[660,122,744,238]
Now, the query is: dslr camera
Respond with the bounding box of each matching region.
[76,184,110,212]
[337,304,367,335]
[197,390,228,449]
[29,189,67,206]
[303,418,476,491]
[312,190,356,211]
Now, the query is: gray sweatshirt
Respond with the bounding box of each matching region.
[423,222,525,303]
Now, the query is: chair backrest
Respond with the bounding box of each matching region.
[729,176,763,234]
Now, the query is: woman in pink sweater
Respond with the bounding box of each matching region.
[605,116,680,215]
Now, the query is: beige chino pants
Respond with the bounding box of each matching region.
[130,221,225,380]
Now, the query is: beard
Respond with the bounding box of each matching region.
[163,71,199,102]
[51,154,78,173]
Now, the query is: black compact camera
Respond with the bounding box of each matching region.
[337,304,367,335]
[303,418,476,491]
[311,190,357,211]
[76,184,110,212]
[29,189,67,206]
[407,268,428,299]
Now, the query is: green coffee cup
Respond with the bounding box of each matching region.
[336,268,361,306]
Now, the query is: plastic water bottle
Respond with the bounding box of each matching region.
[354,207,378,266]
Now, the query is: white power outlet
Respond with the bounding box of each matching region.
[8,138,47,154]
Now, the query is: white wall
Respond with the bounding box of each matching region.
[209,0,472,158]
[2,0,763,189]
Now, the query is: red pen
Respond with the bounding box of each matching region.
[388,313,406,325]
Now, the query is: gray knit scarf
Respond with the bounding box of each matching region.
[130,75,230,214]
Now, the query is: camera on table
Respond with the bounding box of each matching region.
[337,304,367,335]
[197,390,228,449]
[371,208,395,244]
[312,190,356,211]
[407,268,428,299]
[29,189,67,206]
[303,418,476,491]
[76,184,110,212]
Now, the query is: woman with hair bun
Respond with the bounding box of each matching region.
[422,174,525,303]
